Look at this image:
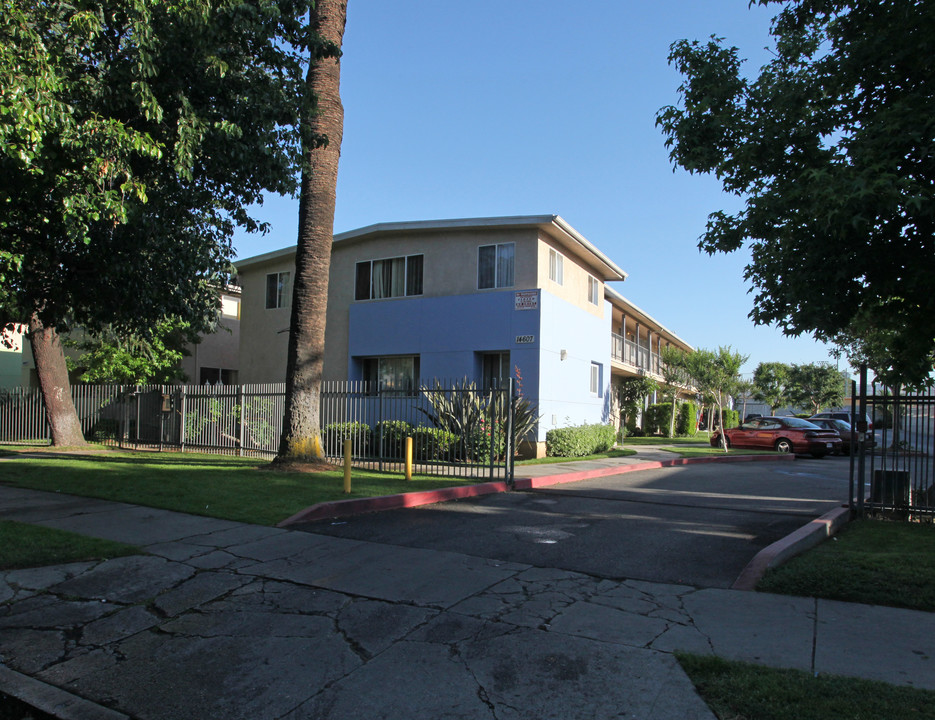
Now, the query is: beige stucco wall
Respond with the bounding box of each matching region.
[237,253,294,383]
[180,291,241,384]
[321,227,540,383]
[535,233,605,319]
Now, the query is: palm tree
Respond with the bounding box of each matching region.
[277,0,347,462]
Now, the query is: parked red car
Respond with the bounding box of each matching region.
[710,416,842,458]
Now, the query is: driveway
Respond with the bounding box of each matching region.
[294,456,852,588]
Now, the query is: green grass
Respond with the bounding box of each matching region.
[677,654,935,720]
[619,435,711,445]
[0,520,139,570]
[515,448,636,465]
[757,518,935,612]
[0,450,487,526]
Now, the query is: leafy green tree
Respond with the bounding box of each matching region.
[752,362,791,414]
[1,0,315,444]
[660,346,692,437]
[787,362,846,416]
[613,376,657,441]
[657,0,935,386]
[277,0,347,463]
[686,347,748,451]
[64,320,198,385]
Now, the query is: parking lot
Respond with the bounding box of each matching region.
[295,456,853,588]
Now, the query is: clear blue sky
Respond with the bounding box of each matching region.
[232,0,842,378]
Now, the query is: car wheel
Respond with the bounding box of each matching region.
[774,438,792,453]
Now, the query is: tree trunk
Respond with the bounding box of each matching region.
[28,314,87,447]
[277,0,347,461]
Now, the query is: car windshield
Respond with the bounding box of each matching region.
[781,417,820,428]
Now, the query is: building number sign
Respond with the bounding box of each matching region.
[515,335,535,344]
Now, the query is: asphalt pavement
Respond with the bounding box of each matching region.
[0,448,933,720]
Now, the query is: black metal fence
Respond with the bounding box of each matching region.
[850,371,935,521]
[0,380,517,481]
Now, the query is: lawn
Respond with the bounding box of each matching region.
[619,435,711,445]
[515,448,636,465]
[677,654,935,720]
[0,449,488,527]
[0,520,139,570]
[757,518,935,612]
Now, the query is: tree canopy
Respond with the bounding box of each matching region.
[787,362,846,416]
[752,361,791,413]
[657,0,935,386]
[0,0,315,339]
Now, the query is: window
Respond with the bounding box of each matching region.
[362,356,420,394]
[549,249,563,285]
[220,296,240,319]
[265,272,290,309]
[482,352,511,389]
[355,255,423,300]
[587,274,600,306]
[200,368,238,385]
[478,243,515,289]
[590,362,602,396]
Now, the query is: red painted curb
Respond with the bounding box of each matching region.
[278,453,794,526]
[277,480,510,527]
[731,504,852,591]
[512,453,794,490]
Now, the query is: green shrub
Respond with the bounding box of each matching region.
[721,408,739,428]
[323,421,371,455]
[88,418,120,441]
[625,414,643,437]
[644,403,674,436]
[467,418,508,463]
[546,423,616,457]
[411,426,459,461]
[677,401,698,436]
[374,420,413,459]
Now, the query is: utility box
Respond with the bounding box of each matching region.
[871,469,910,507]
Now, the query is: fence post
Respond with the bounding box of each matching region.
[378,383,385,473]
[179,386,187,453]
[857,364,867,514]
[344,438,352,493]
[238,384,245,457]
[488,380,496,480]
[507,377,515,487]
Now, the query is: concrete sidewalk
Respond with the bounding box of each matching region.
[1,453,933,719]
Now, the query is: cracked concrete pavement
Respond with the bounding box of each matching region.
[2,485,934,719]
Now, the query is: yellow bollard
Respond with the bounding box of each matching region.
[405,436,413,481]
[343,438,352,493]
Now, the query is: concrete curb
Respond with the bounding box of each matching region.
[513,453,794,490]
[277,480,511,527]
[279,453,793,525]
[731,504,852,591]
[0,664,130,720]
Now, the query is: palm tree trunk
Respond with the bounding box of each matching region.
[28,314,87,447]
[277,0,347,461]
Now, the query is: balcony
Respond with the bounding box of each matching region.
[611,332,662,377]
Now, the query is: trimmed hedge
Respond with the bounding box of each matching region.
[411,426,459,461]
[374,420,413,459]
[546,423,616,457]
[677,401,699,436]
[322,421,371,455]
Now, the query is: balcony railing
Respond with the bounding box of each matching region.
[611,333,662,376]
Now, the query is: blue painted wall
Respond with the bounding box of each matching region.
[348,289,541,395]
[347,288,612,442]
[537,291,613,438]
